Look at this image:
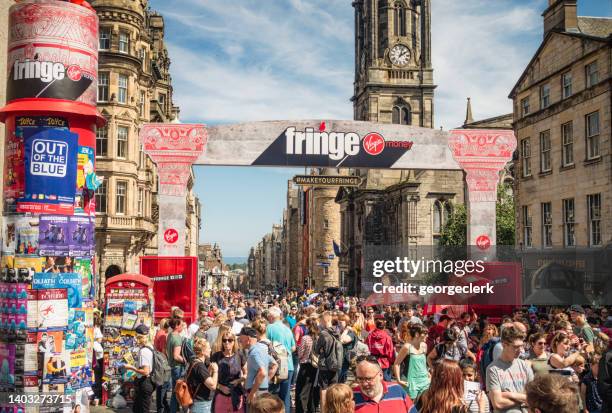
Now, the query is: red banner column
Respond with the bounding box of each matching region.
[140,124,207,256]
[448,129,516,248]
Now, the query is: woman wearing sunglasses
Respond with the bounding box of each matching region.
[527,333,551,378]
[211,330,247,412]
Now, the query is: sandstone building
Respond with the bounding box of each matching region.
[91,0,200,291]
[337,0,465,294]
[510,0,611,250]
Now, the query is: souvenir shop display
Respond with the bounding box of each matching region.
[102,274,154,407]
[0,0,103,411]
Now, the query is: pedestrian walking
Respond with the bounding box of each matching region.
[125,325,155,413]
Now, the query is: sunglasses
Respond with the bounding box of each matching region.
[222,338,235,343]
[356,355,379,365]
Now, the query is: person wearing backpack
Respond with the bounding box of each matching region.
[265,307,296,413]
[124,325,156,413]
[185,339,218,413]
[167,318,187,413]
[314,311,344,413]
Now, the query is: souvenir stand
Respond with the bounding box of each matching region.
[0,1,102,412]
[102,274,154,407]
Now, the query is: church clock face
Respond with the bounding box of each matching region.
[389,44,410,66]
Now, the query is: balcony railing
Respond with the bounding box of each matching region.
[96,215,157,233]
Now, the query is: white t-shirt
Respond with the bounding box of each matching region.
[188,322,199,338]
[138,347,153,377]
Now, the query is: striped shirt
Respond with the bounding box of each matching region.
[354,381,413,413]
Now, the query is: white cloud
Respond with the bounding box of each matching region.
[155,0,354,123]
[431,0,542,129]
[155,0,543,130]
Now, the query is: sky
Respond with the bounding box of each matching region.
[149,0,611,258]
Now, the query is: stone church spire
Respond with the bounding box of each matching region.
[464,97,474,126]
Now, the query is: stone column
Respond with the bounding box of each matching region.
[448,129,516,248]
[140,124,207,256]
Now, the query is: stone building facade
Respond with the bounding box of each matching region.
[198,243,225,289]
[282,182,301,288]
[252,224,283,289]
[91,0,201,290]
[337,0,465,294]
[509,0,611,250]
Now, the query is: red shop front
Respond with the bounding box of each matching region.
[139,256,199,323]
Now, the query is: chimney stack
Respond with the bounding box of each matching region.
[542,0,578,37]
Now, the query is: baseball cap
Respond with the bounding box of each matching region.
[570,305,585,314]
[239,326,257,338]
[135,324,150,335]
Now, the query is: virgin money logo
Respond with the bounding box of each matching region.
[476,235,491,250]
[164,229,179,244]
[362,133,385,155]
[66,65,82,81]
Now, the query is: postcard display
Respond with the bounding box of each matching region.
[0,1,104,412]
[102,275,154,406]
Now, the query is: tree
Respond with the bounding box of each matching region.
[439,183,515,246]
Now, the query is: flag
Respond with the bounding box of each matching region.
[333,240,341,257]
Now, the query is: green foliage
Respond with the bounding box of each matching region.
[439,183,515,246]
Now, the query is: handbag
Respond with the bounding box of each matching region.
[174,361,201,408]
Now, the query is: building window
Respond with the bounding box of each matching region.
[96,126,108,157]
[587,194,601,246]
[117,126,128,159]
[562,72,572,98]
[392,105,411,125]
[116,181,127,215]
[99,27,110,50]
[585,61,598,88]
[586,111,600,159]
[394,3,406,36]
[521,96,530,116]
[432,200,451,244]
[119,31,129,53]
[139,90,145,116]
[541,202,552,247]
[521,138,531,177]
[137,188,144,216]
[95,180,107,214]
[139,146,146,168]
[158,92,166,108]
[97,72,109,102]
[561,121,573,166]
[562,198,575,247]
[540,84,550,109]
[118,74,128,104]
[522,206,532,248]
[540,130,551,172]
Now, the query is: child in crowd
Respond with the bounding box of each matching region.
[460,359,489,413]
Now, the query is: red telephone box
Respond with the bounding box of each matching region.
[139,256,199,324]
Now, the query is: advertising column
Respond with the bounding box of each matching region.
[0,1,104,410]
[139,124,207,256]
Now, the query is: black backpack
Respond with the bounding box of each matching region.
[181,338,196,365]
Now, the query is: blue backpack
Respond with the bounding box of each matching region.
[479,337,501,386]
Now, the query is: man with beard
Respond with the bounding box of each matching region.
[353,356,413,412]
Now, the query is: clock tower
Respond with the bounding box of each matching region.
[352,0,434,127]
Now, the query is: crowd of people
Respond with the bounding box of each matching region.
[122,289,612,413]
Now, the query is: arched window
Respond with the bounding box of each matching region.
[392,106,400,124]
[394,3,406,36]
[392,103,411,125]
[433,200,452,244]
[433,201,442,234]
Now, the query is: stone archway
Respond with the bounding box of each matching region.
[105,265,122,279]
